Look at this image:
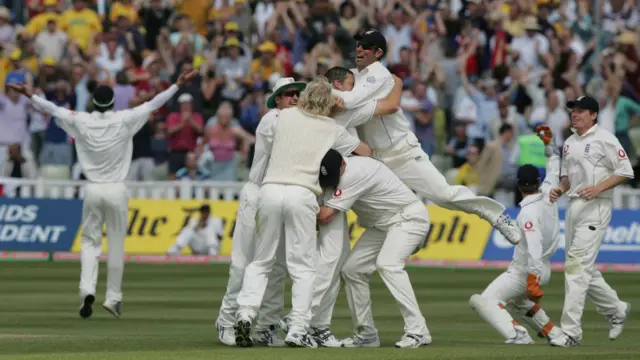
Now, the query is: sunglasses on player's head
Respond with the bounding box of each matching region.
[282,90,300,97]
[356,41,376,51]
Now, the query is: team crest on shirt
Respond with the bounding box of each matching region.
[618,149,627,159]
[366,76,375,84]
[333,189,343,198]
[524,221,534,232]
[584,144,590,155]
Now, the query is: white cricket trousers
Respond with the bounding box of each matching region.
[561,198,625,340]
[311,212,351,328]
[236,184,319,334]
[341,202,430,337]
[217,182,287,329]
[375,135,505,224]
[481,262,558,338]
[79,183,128,304]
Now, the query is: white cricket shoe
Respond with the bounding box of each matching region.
[284,332,318,348]
[395,333,432,348]
[234,315,253,348]
[341,334,380,348]
[505,326,534,345]
[310,327,342,347]
[494,213,521,245]
[216,321,236,346]
[102,301,122,318]
[279,316,291,334]
[549,333,579,347]
[607,302,631,340]
[253,325,286,347]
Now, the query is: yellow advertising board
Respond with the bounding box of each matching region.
[71,199,492,260]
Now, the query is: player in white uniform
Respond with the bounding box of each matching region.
[469,126,563,345]
[167,204,224,255]
[549,96,633,346]
[234,79,371,348]
[9,70,198,319]
[316,149,432,348]
[279,71,405,347]
[216,78,306,347]
[331,30,521,246]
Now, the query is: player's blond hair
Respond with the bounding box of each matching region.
[297,77,334,117]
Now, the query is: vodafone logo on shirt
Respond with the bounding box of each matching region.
[618,149,627,159]
[524,221,534,232]
[333,189,343,198]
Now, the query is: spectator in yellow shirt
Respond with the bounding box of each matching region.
[59,0,102,52]
[24,0,60,36]
[110,0,139,24]
[176,0,212,35]
[455,145,481,188]
[246,41,281,84]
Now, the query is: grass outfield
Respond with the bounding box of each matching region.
[0,262,639,360]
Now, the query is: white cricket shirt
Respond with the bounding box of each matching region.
[262,107,361,195]
[247,109,279,185]
[30,85,179,183]
[513,153,562,275]
[332,61,414,150]
[322,156,422,229]
[561,124,634,199]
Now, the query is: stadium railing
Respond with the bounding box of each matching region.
[1,178,640,209]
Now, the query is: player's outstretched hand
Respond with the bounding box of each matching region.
[176,69,198,86]
[7,83,33,98]
[549,187,563,203]
[536,125,552,145]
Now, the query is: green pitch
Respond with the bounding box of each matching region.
[1,262,639,360]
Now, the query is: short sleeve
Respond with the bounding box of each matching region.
[604,138,634,178]
[332,126,360,156]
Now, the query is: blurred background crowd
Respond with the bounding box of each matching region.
[0,0,639,205]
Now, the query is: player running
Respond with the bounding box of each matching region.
[330,30,521,246]
[9,70,198,319]
[216,78,306,347]
[549,96,633,346]
[234,79,371,348]
[469,126,563,345]
[316,149,432,348]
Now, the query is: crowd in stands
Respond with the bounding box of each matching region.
[1,0,640,202]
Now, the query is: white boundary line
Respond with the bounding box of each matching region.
[1,252,640,273]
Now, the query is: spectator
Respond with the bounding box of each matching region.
[2,143,37,180]
[485,124,517,194]
[59,0,102,52]
[167,93,204,179]
[176,151,209,181]
[151,120,169,180]
[0,7,16,45]
[40,80,74,180]
[529,89,570,149]
[35,19,68,62]
[24,0,59,37]
[138,0,174,51]
[217,37,250,114]
[402,81,436,156]
[455,144,481,190]
[247,41,281,84]
[0,83,30,154]
[201,102,254,181]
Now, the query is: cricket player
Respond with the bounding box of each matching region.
[216,77,306,347]
[9,70,198,319]
[316,149,431,348]
[234,79,371,348]
[279,72,405,347]
[549,96,633,346]
[469,126,563,345]
[167,204,224,256]
[330,30,521,245]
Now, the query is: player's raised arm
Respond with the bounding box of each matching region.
[10,83,76,132]
[121,69,198,131]
[536,125,561,199]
